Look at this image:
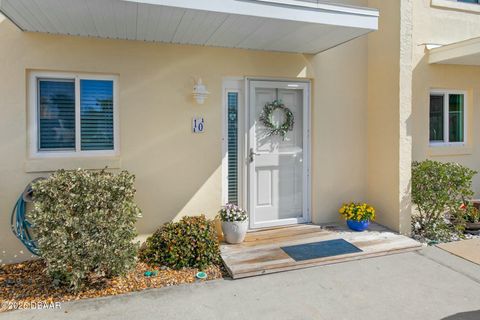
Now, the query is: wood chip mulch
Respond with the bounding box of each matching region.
[0,259,224,312]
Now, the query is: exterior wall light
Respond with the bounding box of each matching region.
[193,78,210,104]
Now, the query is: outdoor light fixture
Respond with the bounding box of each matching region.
[192,78,210,104]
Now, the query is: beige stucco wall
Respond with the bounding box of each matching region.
[367,0,400,232]
[411,1,480,195]
[308,36,369,224]
[366,0,413,234]
[309,0,370,224]
[0,8,370,264]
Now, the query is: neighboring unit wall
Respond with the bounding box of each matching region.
[308,0,370,224]
[308,36,369,224]
[367,0,413,234]
[411,1,480,195]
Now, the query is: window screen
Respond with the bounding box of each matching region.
[38,79,76,150]
[449,94,464,143]
[429,94,444,142]
[80,80,114,151]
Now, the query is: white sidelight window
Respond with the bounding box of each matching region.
[222,79,244,207]
[429,90,466,145]
[227,91,239,204]
[29,72,119,157]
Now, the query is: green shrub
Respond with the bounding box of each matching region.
[411,160,477,242]
[139,215,220,270]
[30,169,142,291]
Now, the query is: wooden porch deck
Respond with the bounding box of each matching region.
[220,223,422,279]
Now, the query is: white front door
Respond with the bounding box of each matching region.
[248,80,310,229]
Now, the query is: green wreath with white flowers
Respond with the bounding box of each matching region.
[259,100,294,139]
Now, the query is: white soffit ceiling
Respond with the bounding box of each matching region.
[0,0,379,54]
[429,36,480,66]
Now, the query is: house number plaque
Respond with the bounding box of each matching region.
[193,117,205,133]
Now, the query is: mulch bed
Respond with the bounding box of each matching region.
[0,259,223,312]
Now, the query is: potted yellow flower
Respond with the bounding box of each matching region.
[339,202,376,231]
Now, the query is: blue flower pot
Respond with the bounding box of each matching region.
[347,219,370,232]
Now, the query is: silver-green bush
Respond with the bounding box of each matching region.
[30,169,142,291]
[412,160,476,243]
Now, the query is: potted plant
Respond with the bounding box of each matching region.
[461,202,480,234]
[339,202,376,232]
[218,203,248,244]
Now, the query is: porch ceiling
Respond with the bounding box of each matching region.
[0,0,378,54]
[429,36,480,66]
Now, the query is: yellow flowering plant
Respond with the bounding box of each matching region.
[339,202,376,222]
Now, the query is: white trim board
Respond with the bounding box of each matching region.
[429,36,480,65]
[250,0,379,16]
[127,0,379,23]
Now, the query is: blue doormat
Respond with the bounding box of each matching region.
[281,239,362,261]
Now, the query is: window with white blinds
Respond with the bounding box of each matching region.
[80,80,114,151]
[30,72,118,156]
[38,79,76,151]
[227,92,239,204]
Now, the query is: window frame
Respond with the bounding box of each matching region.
[457,0,480,3]
[429,89,467,147]
[29,71,119,158]
[431,0,480,13]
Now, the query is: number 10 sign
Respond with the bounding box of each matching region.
[192,117,205,133]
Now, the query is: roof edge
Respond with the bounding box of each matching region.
[429,36,480,64]
[124,0,379,29]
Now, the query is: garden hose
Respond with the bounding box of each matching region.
[10,178,45,256]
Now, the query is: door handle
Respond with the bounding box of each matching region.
[249,148,259,163]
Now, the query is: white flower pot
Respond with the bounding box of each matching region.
[221,220,248,244]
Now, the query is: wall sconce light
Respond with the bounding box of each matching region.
[192,78,210,104]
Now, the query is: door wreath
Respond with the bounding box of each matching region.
[259,100,294,139]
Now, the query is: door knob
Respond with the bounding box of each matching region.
[249,148,259,163]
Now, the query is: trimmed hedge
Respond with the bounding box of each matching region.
[30,169,142,291]
[139,215,220,270]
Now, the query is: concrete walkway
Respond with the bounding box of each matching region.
[3,247,480,320]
